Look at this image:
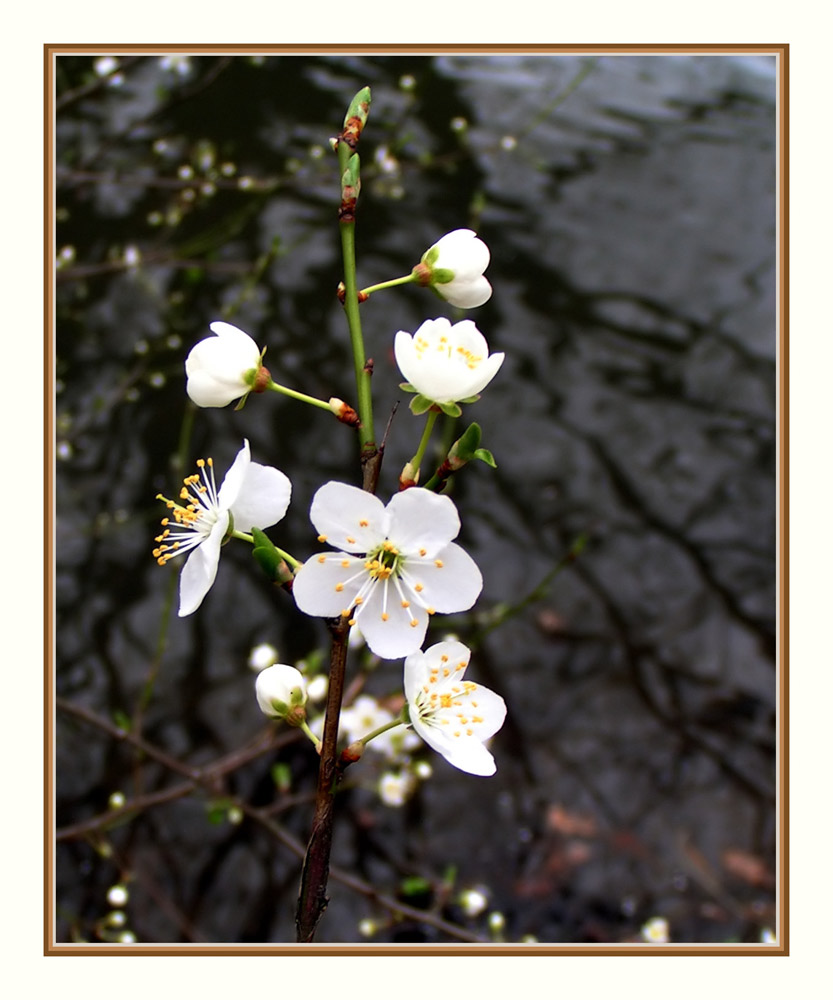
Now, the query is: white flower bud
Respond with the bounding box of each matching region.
[185,321,263,407]
[255,664,308,719]
[419,229,492,308]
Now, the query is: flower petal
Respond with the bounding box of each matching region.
[217,440,251,511]
[356,579,429,659]
[400,542,483,613]
[292,553,366,617]
[178,513,228,616]
[309,481,388,553]
[410,718,498,776]
[439,275,492,309]
[386,488,460,556]
[230,463,292,531]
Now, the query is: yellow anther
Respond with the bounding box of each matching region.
[318,534,328,543]
[466,729,473,736]
[440,694,453,708]
[197,459,205,468]
[354,597,364,605]
[434,559,444,568]
[340,609,351,618]
[401,600,410,608]
[318,555,327,563]
[341,559,350,567]
[335,583,344,592]
[415,583,424,592]
[359,519,369,527]
[409,619,419,628]
[346,536,356,544]
[381,613,389,621]
[348,618,356,626]
[419,548,427,557]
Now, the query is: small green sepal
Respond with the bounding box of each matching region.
[437,400,462,418]
[431,267,455,285]
[251,527,293,584]
[409,394,436,415]
[398,381,418,394]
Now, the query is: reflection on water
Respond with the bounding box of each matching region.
[55,53,777,944]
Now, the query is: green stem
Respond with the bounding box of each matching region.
[358,717,406,749]
[358,272,417,297]
[410,409,439,479]
[266,380,333,412]
[229,529,301,570]
[338,146,375,452]
[299,719,322,750]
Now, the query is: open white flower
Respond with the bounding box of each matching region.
[404,640,506,776]
[418,229,492,308]
[292,482,482,659]
[185,321,263,407]
[154,439,291,616]
[395,317,504,404]
[255,663,308,719]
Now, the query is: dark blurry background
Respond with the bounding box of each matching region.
[54,52,777,945]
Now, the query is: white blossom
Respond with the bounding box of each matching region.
[292,483,482,660]
[404,640,506,776]
[154,439,291,616]
[395,317,504,404]
[419,229,492,308]
[185,321,263,407]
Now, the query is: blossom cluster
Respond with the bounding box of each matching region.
[154,230,508,776]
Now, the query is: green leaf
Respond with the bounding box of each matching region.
[474,448,497,468]
[421,245,440,267]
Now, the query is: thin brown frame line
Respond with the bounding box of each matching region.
[45,43,787,52]
[45,45,787,956]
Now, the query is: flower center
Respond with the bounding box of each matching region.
[413,333,483,371]
[364,540,402,581]
[153,457,221,565]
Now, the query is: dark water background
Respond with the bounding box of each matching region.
[54,52,777,945]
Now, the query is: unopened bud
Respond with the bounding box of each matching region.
[341,741,365,764]
[399,461,419,490]
[329,397,361,427]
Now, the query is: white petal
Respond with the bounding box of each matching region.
[292,553,365,617]
[410,714,497,776]
[355,579,428,659]
[434,230,490,281]
[400,542,483,613]
[309,481,388,553]
[178,513,228,616]
[230,463,291,531]
[386,488,460,555]
[217,440,251,511]
[208,321,262,356]
[185,369,245,408]
[439,275,493,309]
